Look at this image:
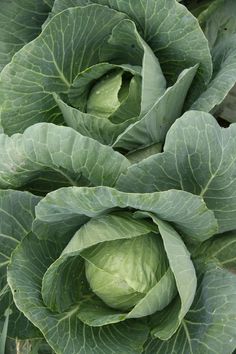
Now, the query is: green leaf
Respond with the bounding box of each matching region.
[191,34,236,115]
[8,233,149,354]
[0,190,40,284]
[0,190,41,339]
[0,309,11,354]
[127,268,176,319]
[113,65,198,151]
[112,75,142,124]
[198,0,236,49]
[19,170,76,197]
[139,36,166,115]
[104,19,167,115]
[55,94,136,146]
[151,219,196,340]
[76,296,127,327]
[126,143,162,164]
[0,287,41,340]
[194,230,236,270]
[144,263,236,354]
[116,111,236,233]
[131,211,196,339]
[191,0,236,115]
[187,0,216,18]
[0,0,51,72]
[41,255,85,313]
[0,308,11,354]
[46,0,94,24]
[33,186,217,243]
[62,212,157,255]
[0,123,129,190]
[41,251,128,327]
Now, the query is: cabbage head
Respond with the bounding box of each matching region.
[84,231,172,313]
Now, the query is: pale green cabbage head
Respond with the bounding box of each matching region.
[85,233,167,311]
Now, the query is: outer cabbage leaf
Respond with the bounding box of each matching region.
[143,262,236,354]
[191,34,236,115]
[0,123,129,191]
[116,111,236,233]
[143,230,236,353]
[0,0,51,72]
[196,231,236,270]
[0,190,41,340]
[191,0,236,117]
[33,186,217,243]
[197,0,236,49]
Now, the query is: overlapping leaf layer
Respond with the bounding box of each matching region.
[0,1,236,354]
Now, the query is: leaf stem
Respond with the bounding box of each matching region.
[0,308,12,354]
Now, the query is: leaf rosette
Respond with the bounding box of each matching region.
[7,185,221,353]
[0,0,214,153]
